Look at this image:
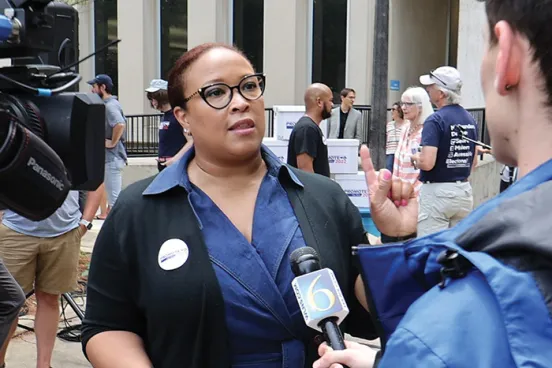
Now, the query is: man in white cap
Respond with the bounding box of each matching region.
[411,66,478,236]
[145,79,193,172]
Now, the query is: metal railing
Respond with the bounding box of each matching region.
[125,106,488,157]
[125,114,163,157]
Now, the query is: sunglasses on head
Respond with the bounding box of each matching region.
[429,70,448,86]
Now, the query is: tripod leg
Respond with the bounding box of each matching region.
[61,293,84,321]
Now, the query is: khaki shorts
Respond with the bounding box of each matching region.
[417,181,473,238]
[0,224,83,295]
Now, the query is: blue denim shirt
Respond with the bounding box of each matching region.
[143,146,311,368]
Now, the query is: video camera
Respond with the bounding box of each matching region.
[0,0,106,221]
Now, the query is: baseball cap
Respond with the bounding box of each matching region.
[87,74,114,89]
[419,66,462,92]
[145,79,168,92]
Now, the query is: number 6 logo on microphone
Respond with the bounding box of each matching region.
[308,274,336,312]
[292,268,350,332]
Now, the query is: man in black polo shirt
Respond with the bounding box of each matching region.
[412,66,477,237]
[146,79,193,172]
[287,83,332,177]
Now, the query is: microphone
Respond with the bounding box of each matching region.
[290,247,349,352]
[453,124,492,150]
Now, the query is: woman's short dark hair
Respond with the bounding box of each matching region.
[167,43,249,110]
[147,89,169,106]
[392,101,404,119]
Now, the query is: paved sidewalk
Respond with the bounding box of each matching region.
[6,335,90,368]
[80,219,103,254]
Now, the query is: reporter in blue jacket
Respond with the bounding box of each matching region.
[315,0,552,367]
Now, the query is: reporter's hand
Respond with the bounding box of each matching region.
[313,341,377,368]
[361,145,418,236]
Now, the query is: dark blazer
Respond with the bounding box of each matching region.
[82,165,376,368]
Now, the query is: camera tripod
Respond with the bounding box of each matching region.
[17,284,86,341]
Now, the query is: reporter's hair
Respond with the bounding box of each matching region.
[147,89,170,106]
[168,43,249,110]
[479,0,552,105]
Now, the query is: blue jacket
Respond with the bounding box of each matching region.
[357,159,552,367]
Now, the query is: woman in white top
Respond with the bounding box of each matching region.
[385,102,405,171]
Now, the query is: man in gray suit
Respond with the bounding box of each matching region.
[327,88,363,141]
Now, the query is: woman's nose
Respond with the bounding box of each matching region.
[229,92,249,112]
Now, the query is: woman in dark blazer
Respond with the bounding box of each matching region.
[81,43,376,368]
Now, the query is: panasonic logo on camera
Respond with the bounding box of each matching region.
[27,157,65,191]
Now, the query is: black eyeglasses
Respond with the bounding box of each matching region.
[429,70,448,86]
[184,73,266,109]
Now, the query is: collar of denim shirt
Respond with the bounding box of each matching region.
[143,144,304,196]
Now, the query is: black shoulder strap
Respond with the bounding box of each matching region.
[284,187,320,254]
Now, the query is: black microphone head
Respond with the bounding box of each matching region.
[454,124,466,135]
[290,247,321,276]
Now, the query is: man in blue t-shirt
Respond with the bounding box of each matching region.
[145,79,193,172]
[87,74,127,215]
[412,66,477,237]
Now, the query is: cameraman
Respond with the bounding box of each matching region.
[87,74,127,216]
[0,190,101,368]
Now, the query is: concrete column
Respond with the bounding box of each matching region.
[387,0,449,104]
[187,0,231,48]
[76,2,94,93]
[118,0,158,115]
[346,0,376,106]
[456,0,486,108]
[263,0,310,107]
